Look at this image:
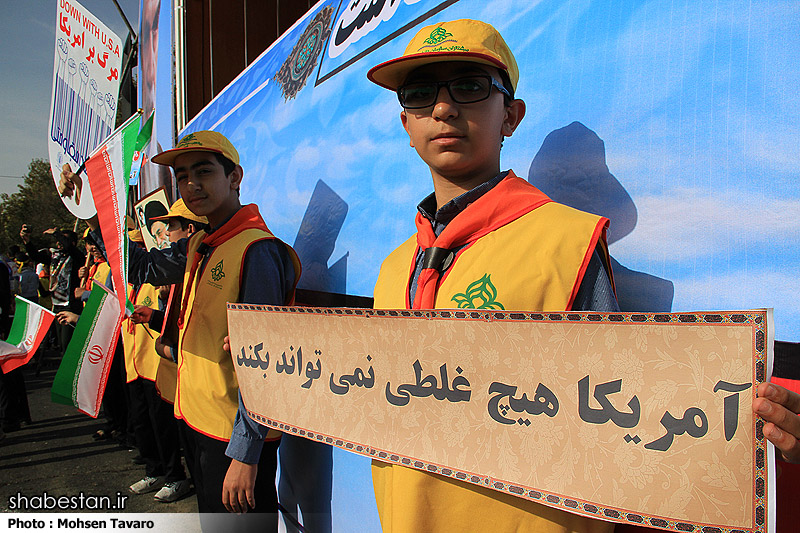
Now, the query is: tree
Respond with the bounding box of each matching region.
[0,159,81,257]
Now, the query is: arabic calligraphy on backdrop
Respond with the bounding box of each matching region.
[228,306,773,533]
[329,0,406,58]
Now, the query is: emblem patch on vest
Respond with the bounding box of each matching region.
[142,295,152,306]
[451,274,505,310]
[207,259,226,289]
[211,260,225,282]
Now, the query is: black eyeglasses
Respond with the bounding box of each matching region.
[397,75,511,109]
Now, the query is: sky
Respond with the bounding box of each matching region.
[0,0,138,196]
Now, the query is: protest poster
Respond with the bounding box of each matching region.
[229,305,774,532]
[48,0,124,219]
[133,187,170,251]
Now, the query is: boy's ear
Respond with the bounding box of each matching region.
[502,99,526,137]
[228,164,244,190]
[400,110,415,148]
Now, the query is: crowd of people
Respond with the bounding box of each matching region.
[2,17,799,533]
[0,223,84,440]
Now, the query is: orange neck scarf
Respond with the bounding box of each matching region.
[412,172,551,309]
[177,204,271,328]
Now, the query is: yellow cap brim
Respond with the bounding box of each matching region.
[368,52,509,91]
[127,229,144,243]
[150,212,208,225]
[151,146,227,167]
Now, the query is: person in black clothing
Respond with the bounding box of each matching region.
[20,226,84,355]
[0,255,11,338]
[0,256,32,434]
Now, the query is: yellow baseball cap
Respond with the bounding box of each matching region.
[368,19,519,92]
[127,229,145,244]
[151,131,240,167]
[150,198,209,225]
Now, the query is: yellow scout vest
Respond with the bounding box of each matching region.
[155,356,177,404]
[155,284,180,403]
[130,284,159,382]
[120,284,138,382]
[91,261,110,288]
[176,228,297,440]
[372,202,614,533]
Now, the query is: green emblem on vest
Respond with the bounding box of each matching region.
[423,27,454,46]
[451,274,505,310]
[211,260,225,282]
[142,296,152,306]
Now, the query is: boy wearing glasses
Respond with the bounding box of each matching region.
[367,19,617,532]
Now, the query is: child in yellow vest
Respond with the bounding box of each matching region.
[59,131,301,527]
[123,225,193,503]
[367,19,618,533]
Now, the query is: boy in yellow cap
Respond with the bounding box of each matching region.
[59,131,301,527]
[367,19,617,532]
[123,202,203,503]
[152,198,209,242]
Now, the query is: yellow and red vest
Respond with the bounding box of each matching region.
[121,284,160,383]
[90,261,110,288]
[175,227,300,441]
[155,354,178,404]
[155,284,180,404]
[372,196,614,533]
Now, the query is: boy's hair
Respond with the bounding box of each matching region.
[60,230,78,245]
[497,70,515,103]
[214,153,237,177]
[175,216,209,234]
[213,153,240,195]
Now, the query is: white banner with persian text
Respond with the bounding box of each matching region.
[229,306,774,533]
[48,0,123,218]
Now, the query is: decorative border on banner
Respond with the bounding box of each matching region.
[232,305,769,533]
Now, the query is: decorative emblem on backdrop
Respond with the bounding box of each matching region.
[275,6,334,100]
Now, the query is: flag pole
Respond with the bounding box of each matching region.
[72,109,144,177]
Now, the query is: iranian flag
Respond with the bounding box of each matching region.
[83,111,151,314]
[0,296,55,374]
[51,281,124,417]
